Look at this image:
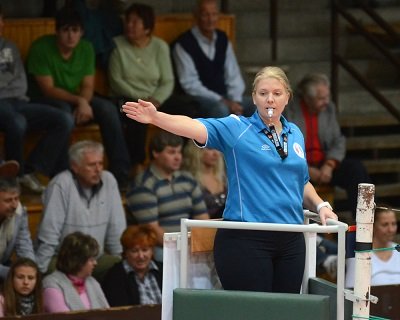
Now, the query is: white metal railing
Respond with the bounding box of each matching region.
[179,211,348,320]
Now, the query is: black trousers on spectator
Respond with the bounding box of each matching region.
[331,158,371,220]
[214,228,305,293]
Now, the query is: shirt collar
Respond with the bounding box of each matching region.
[192,26,217,44]
[122,259,159,274]
[70,169,103,196]
[248,111,291,134]
[149,164,179,181]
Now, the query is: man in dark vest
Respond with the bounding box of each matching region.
[172,0,254,118]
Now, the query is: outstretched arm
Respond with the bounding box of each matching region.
[122,99,207,144]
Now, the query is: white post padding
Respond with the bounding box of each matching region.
[352,183,375,318]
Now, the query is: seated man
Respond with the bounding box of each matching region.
[35,140,127,281]
[126,130,209,261]
[172,0,254,118]
[26,6,130,188]
[284,73,370,221]
[0,162,36,281]
[0,5,74,193]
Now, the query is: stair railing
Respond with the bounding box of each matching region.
[331,0,400,122]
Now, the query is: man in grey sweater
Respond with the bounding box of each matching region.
[35,140,127,281]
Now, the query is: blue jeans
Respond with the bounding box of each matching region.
[192,95,255,118]
[34,96,130,182]
[0,98,74,176]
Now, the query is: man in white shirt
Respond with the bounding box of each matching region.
[172,0,254,118]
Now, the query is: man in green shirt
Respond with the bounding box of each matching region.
[26,7,130,188]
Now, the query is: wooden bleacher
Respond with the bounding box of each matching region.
[2,304,161,320]
[1,13,235,238]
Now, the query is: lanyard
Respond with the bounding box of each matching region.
[263,125,288,159]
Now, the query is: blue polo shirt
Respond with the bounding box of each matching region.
[196,111,309,224]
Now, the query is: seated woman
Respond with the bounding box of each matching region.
[42,232,109,312]
[101,225,162,306]
[183,143,227,219]
[108,3,198,167]
[0,257,43,316]
[346,206,400,287]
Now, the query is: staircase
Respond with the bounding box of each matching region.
[229,0,400,210]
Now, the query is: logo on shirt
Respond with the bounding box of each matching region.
[261,144,271,151]
[293,143,305,158]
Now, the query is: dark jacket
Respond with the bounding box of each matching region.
[101,260,162,306]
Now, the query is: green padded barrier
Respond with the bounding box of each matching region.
[173,288,330,320]
[308,277,353,320]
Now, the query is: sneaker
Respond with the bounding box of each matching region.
[0,160,20,178]
[19,173,46,193]
[322,255,337,279]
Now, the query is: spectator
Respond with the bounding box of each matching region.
[26,6,130,188]
[284,73,370,221]
[346,206,400,287]
[35,140,126,281]
[0,5,74,193]
[316,235,338,279]
[0,160,20,179]
[43,232,109,312]
[126,130,209,261]
[0,258,43,316]
[108,3,199,167]
[102,225,162,306]
[182,143,226,219]
[172,0,254,118]
[0,170,35,282]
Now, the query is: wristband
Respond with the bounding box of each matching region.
[316,201,333,214]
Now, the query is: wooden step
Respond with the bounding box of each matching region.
[363,158,400,174]
[339,113,399,128]
[346,134,400,150]
[335,182,400,200]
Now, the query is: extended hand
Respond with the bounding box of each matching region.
[319,207,338,226]
[122,99,157,124]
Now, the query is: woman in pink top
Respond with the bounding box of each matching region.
[0,257,43,316]
[42,232,109,312]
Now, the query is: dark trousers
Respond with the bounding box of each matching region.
[33,96,131,183]
[331,158,371,219]
[214,229,305,293]
[0,98,74,176]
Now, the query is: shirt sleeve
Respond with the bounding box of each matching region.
[104,179,126,255]
[35,183,67,273]
[14,207,36,262]
[151,40,174,104]
[108,45,136,98]
[197,115,243,153]
[26,38,52,76]
[126,186,159,224]
[43,288,70,313]
[224,42,245,102]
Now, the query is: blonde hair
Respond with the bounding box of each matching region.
[252,66,292,99]
[182,143,226,185]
